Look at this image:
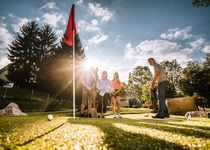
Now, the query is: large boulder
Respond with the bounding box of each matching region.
[166,97,197,115]
[0,102,27,116]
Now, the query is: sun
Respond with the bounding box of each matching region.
[83,58,98,70]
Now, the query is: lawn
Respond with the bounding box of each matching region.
[0,108,210,150]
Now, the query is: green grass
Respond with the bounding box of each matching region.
[0,108,210,150]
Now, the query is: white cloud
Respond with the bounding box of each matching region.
[203,45,210,53]
[0,57,10,69]
[88,34,108,45]
[78,19,101,32]
[75,0,83,6]
[0,25,13,50]
[0,25,13,69]
[8,14,15,18]
[88,3,114,22]
[160,26,193,40]
[91,19,99,26]
[189,37,205,50]
[124,40,189,67]
[11,17,31,32]
[42,13,63,27]
[39,2,59,11]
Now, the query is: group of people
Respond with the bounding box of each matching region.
[80,68,123,118]
[80,57,169,119]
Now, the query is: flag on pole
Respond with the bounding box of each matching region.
[64,4,77,119]
[64,4,77,46]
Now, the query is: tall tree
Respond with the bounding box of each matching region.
[192,0,210,7]
[179,61,201,96]
[179,55,210,104]
[128,66,152,103]
[7,21,40,89]
[36,25,59,93]
[48,34,85,105]
[160,59,182,97]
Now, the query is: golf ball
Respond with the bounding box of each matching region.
[47,114,53,121]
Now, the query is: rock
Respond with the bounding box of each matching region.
[166,97,197,115]
[185,111,209,119]
[0,102,27,116]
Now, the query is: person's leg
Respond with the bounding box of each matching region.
[103,93,109,114]
[116,96,122,118]
[97,94,102,117]
[112,96,117,117]
[156,81,168,117]
[87,91,92,117]
[81,89,87,116]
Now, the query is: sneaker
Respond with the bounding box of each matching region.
[164,114,170,118]
[118,114,122,118]
[152,114,164,119]
[113,115,117,118]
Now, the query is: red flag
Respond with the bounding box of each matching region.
[64,4,77,46]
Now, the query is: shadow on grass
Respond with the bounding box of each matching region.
[68,118,190,150]
[122,118,210,139]
[17,122,68,147]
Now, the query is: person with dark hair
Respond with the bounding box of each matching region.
[148,58,169,119]
[96,71,112,118]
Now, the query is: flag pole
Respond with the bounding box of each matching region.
[73,29,76,119]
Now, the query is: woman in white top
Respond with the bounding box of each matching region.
[96,71,112,118]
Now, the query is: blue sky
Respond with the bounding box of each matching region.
[0,0,210,82]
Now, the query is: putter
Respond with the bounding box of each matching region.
[144,109,150,117]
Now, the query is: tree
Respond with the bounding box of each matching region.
[35,25,59,93]
[179,61,201,96]
[7,21,40,89]
[199,53,210,102]
[192,0,210,7]
[128,66,152,104]
[48,34,85,105]
[160,59,182,97]
[179,54,210,103]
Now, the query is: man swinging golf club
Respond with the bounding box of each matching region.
[148,58,170,119]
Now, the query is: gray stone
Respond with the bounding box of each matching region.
[0,102,27,116]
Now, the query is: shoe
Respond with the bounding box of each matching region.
[88,114,92,118]
[118,115,122,118]
[152,114,164,119]
[164,115,170,118]
[113,115,117,118]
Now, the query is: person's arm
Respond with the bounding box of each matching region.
[150,71,160,90]
[108,80,114,94]
[82,80,91,90]
[90,83,95,90]
[115,82,123,94]
[96,80,101,92]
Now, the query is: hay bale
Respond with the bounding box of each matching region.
[166,97,197,115]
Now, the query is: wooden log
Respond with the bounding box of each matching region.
[166,97,197,115]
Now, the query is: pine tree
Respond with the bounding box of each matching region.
[46,34,85,105]
[7,21,40,89]
[35,25,59,93]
